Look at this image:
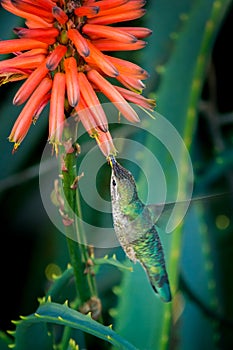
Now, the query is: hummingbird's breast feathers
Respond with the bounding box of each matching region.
[108,155,172,302]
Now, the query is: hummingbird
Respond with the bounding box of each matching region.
[109,155,172,302]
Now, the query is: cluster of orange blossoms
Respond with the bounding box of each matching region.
[0,0,155,156]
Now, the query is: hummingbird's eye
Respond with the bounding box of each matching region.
[112,179,116,187]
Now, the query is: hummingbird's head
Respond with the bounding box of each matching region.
[109,155,138,205]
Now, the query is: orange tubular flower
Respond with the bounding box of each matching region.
[0,38,48,54]
[117,26,152,39]
[114,86,156,111]
[64,57,80,108]
[87,69,140,123]
[94,130,117,157]
[9,77,52,152]
[82,24,137,43]
[13,61,49,105]
[46,44,67,70]
[14,27,60,45]
[78,71,109,132]
[0,0,154,156]
[48,72,66,153]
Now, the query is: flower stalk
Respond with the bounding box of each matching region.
[61,143,100,317]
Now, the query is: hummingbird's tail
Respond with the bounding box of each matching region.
[143,263,172,302]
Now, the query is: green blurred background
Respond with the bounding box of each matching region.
[0,1,233,349]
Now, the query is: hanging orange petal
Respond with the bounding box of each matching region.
[46,44,67,70]
[88,9,146,25]
[64,57,80,107]
[52,6,68,25]
[106,55,149,79]
[91,39,146,51]
[0,68,29,86]
[67,29,90,58]
[95,0,128,11]
[74,6,99,18]
[117,27,152,39]
[0,53,46,70]
[75,98,116,156]
[1,0,52,27]
[0,38,48,54]
[94,130,117,157]
[13,0,55,12]
[99,0,146,13]
[82,24,137,43]
[48,72,66,153]
[17,48,48,56]
[14,27,59,45]
[33,92,51,122]
[116,74,145,93]
[75,96,100,135]
[36,0,56,10]
[114,86,156,111]
[25,18,53,29]
[78,71,109,132]
[13,61,49,105]
[92,0,145,20]
[11,0,54,22]
[9,77,52,151]
[87,69,140,123]
[85,41,118,77]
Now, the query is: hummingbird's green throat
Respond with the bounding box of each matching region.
[109,155,171,303]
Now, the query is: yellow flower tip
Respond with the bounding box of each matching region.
[12,142,20,154]
[48,140,61,157]
[94,130,117,157]
[8,133,20,153]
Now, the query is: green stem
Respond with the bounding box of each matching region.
[60,149,105,348]
[61,150,98,302]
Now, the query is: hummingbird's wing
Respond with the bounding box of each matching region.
[147,192,231,233]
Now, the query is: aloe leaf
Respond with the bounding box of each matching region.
[13,322,53,350]
[114,1,232,349]
[13,302,137,350]
[0,331,13,349]
[179,203,221,350]
[94,255,133,273]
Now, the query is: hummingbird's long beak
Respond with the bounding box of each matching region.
[108,154,117,169]
[109,156,131,181]
[108,155,122,178]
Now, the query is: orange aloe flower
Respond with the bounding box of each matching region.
[0,0,154,156]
